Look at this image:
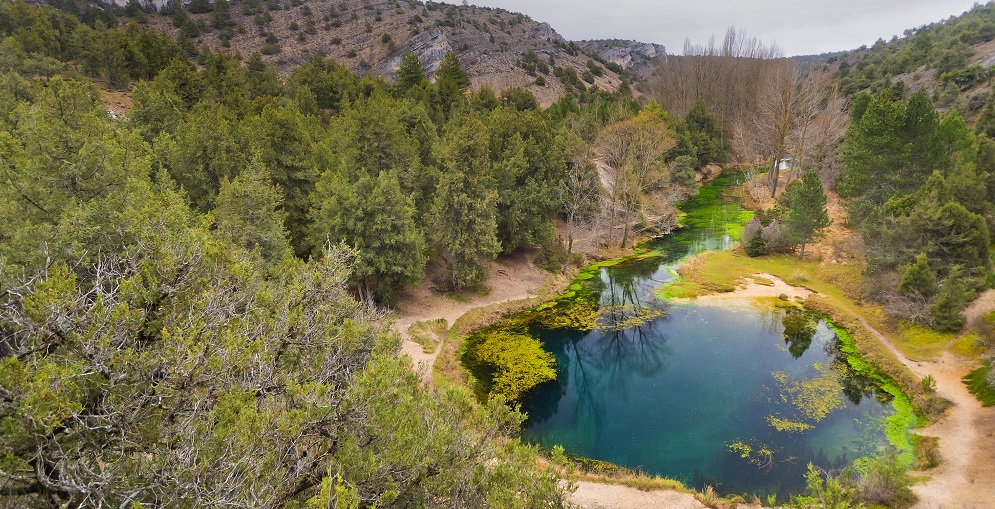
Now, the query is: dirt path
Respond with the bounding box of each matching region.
[569,482,708,509]
[851,318,995,509]
[393,251,556,383]
[909,355,995,509]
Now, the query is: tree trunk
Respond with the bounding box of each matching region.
[799,242,806,260]
[563,215,574,275]
[620,207,630,249]
[769,156,780,198]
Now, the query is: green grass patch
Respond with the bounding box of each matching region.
[894,322,955,361]
[407,318,448,354]
[952,333,987,357]
[964,361,995,406]
[659,249,954,362]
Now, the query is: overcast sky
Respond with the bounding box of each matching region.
[470,0,982,56]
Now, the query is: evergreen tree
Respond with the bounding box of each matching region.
[396,51,427,92]
[931,266,968,332]
[902,91,945,184]
[435,51,470,90]
[785,170,831,259]
[839,92,905,204]
[287,55,360,111]
[156,101,247,211]
[212,0,233,29]
[939,110,978,165]
[431,113,500,289]
[187,0,214,14]
[242,104,326,254]
[487,106,567,253]
[898,253,937,297]
[212,162,292,269]
[309,170,427,304]
[684,98,728,167]
[435,51,469,115]
[746,230,767,257]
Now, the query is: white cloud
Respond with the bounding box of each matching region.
[471,0,981,55]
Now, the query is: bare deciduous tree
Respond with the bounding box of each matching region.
[754,59,799,197]
[596,113,676,248]
[560,135,601,273]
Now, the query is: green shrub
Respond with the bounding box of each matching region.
[535,237,566,273]
[964,361,995,406]
[462,329,556,401]
[746,231,766,257]
[855,454,915,507]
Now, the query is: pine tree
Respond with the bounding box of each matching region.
[212,0,233,28]
[396,51,427,92]
[309,169,427,304]
[931,266,968,332]
[435,51,469,115]
[436,51,469,90]
[898,253,937,297]
[839,92,904,204]
[902,91,945,187]
[785,170,831,259]
[187,0,214,14]
[746,230,767,257]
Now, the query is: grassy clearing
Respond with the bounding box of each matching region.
[407,318,448,354]
[662,249,956,362]
[952,333,988,357]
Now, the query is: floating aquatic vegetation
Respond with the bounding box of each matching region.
[772,363,846,422]
[533,296,600,331]
[727,439,776,471]
[594,304,666,331]
[766,416,815,433]
[462,328,556,402]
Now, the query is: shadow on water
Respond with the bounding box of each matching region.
[516,171,900,500]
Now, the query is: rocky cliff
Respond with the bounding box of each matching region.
[580,39,667,77]
[143,0,633,106]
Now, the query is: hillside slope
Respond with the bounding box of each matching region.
[142,0,632,105]
[803,2,995,119]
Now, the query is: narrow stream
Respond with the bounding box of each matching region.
[516,172,903,499]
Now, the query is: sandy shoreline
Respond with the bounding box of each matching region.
[684,273,814,304]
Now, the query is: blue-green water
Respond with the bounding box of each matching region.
[519,172,899,498]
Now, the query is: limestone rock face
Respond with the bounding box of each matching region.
[532,22,563,43]
[378,28,452,81]
[581,39,668,76]
[107,0,172,11]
